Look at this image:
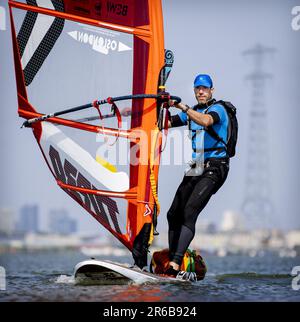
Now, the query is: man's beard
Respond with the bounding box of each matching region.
[197,95,212,104]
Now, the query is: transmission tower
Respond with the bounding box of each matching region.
[241,43,276,230]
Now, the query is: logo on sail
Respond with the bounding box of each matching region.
[68,30,132,55]
[144,204,152,217]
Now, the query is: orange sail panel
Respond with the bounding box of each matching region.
[9,0,165,254]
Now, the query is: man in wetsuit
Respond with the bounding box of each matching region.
[164,74,230,280]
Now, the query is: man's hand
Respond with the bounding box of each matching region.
[168,100,188,111]
[168,99,176,107]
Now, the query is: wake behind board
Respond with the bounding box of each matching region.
[74,259,188,285]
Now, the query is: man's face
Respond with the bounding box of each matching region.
[194,86,214,104]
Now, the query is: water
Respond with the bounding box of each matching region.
[0,250,300,302]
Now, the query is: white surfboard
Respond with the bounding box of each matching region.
[74,259,188,285]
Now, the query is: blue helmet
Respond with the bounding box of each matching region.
[194,74,213,88]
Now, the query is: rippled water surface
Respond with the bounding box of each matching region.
[0,250,300,302]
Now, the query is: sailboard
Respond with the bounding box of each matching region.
[74,259,188,285]
[9,0,179,269]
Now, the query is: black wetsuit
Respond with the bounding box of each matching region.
[168,100,230,265]
[167,158,229,265]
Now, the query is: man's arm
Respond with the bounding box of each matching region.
[176,102,214,127]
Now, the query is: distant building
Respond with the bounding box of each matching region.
[48,209,77,235]
[16,205,39,233]
[197,220,217,234]
[0,208,15,236]
[286,230,300,249]
[220,210,244,232]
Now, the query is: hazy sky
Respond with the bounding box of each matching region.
[1,0,300,236]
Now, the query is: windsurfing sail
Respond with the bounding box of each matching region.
[9,0,176,267]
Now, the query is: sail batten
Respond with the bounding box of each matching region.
[9,1,152,36]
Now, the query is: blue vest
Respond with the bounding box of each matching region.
[178,103,229,161]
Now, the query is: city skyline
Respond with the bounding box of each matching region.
[16,204,39,234]
[0,205,78,235]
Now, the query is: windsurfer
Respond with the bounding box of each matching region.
[159,74,231,280]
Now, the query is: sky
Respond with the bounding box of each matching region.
[0,0,300,236]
